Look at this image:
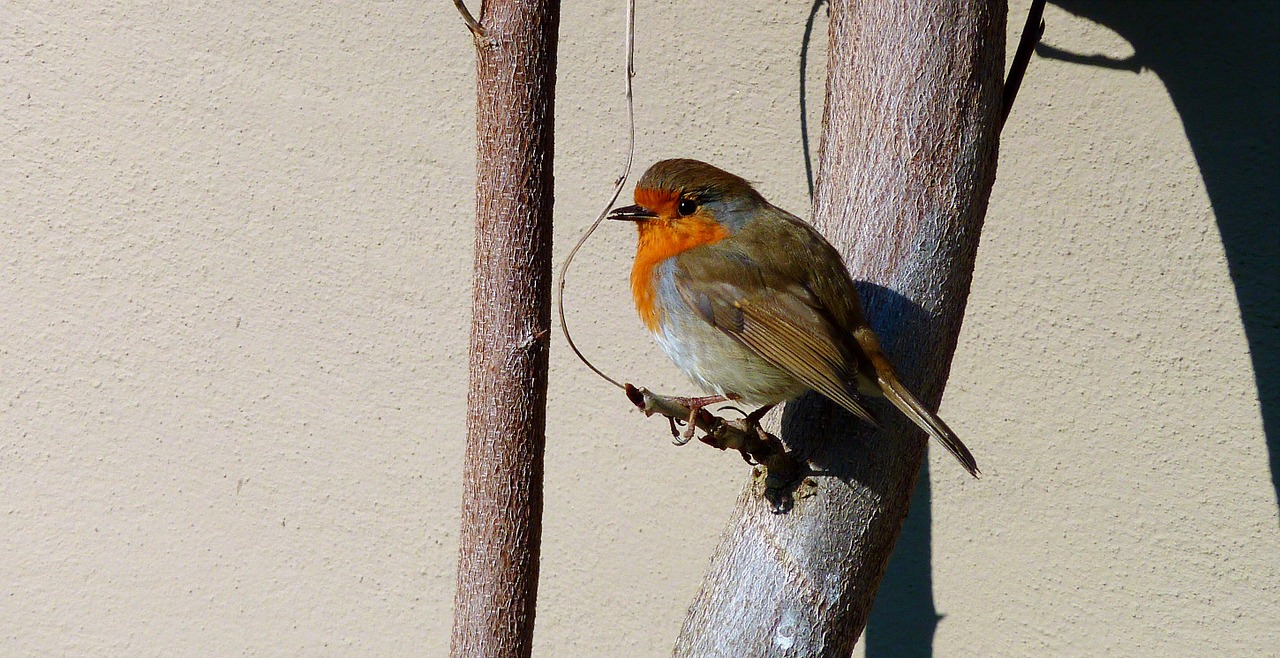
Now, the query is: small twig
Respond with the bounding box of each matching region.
[556,0,638,391]
[452,0,485,39]
[1002,0,1046,126]
[517,328,550,352]
[625,385,805,512]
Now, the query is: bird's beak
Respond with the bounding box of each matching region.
[607,204,657,222]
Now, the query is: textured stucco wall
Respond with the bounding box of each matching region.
[3,1,1276,656]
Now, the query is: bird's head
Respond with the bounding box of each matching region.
[608,159,767,240]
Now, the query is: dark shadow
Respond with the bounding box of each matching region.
[1033,43,1140,72]
[799,0,828,199]
[864,460,940,658]
[1044,1,1280,510]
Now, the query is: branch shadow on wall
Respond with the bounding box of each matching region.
[863,462,939,658]
[1044,0,1280,514]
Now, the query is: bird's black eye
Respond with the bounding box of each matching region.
[676,199,698,216]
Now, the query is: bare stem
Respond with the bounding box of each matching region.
[556,0,638,391]
[1003,0,1046,125]
[452,0,485,39]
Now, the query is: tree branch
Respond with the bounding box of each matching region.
[449,1,559,656]
[1003,0,1046,125]
[673,2,1006,655]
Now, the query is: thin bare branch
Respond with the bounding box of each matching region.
[556,0,638,391]
[452,0,485,39]
[1003,0,1046,125]
[449,0,556,655]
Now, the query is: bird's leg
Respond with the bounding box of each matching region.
[669,394,732,445]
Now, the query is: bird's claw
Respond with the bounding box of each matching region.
[673,408,699,446]
[670,417,693,446]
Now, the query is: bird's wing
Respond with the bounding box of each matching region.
[672,248,879,426]
[674,208,981,477]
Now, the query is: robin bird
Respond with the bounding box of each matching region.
[609,158,979,477]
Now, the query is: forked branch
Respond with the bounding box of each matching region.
[452,0,485,39]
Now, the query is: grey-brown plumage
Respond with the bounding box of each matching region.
[614,159,979,477]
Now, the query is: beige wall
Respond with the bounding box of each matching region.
[3,1,1276,656]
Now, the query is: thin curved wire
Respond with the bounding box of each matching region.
[555,0,637,391]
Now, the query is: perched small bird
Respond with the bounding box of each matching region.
[609,159,979,477]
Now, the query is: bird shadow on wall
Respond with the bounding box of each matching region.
[1044,0,1280,516]
[798,1,1279,656]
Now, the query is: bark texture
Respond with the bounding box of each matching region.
[673,2,1005,656]
[450,2,559,657]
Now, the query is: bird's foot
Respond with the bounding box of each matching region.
[668,394,730,445]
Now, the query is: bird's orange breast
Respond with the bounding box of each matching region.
[630,213,728,332]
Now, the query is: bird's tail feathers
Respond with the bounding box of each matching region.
[874,365,980,478]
